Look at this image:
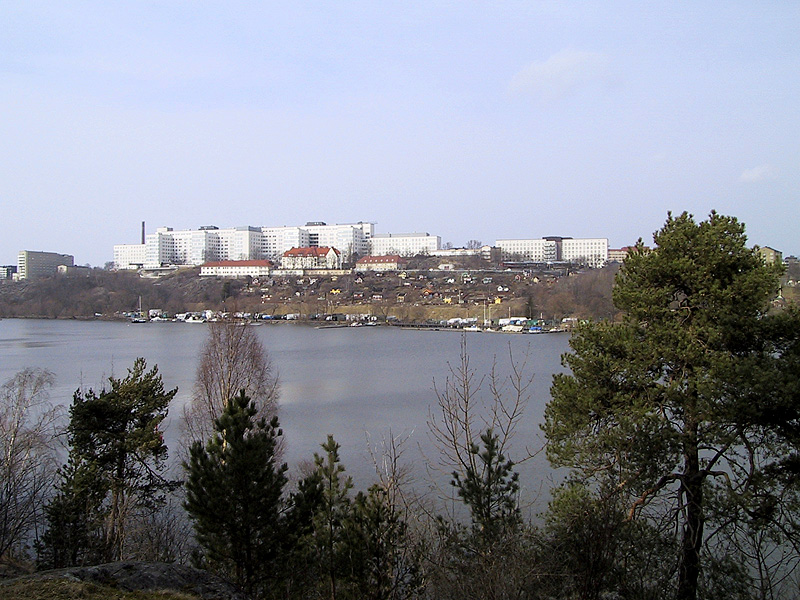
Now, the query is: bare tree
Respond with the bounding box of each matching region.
[427,336,535,495]
[0,369,61,563]
[425,338,543,600]
[183,319,279,445]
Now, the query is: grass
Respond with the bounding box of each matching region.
[0,579,201,600]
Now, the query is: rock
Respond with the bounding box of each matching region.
[13,561,248,600]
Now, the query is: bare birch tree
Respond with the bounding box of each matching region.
[0,369,61,563]
[183,319,279,445]
[427,336,535,498]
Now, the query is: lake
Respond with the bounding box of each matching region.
[0,318,571,511]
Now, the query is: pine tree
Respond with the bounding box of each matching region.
[310,435,353,600]
[451,428,520,543]
[544,212,800,600]
[184,390,287,596]
[40,358,176,565]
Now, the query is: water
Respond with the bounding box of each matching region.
[0,319,570,510]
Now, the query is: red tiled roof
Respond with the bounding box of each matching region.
[202,260,273,267]
[283,247,340,257]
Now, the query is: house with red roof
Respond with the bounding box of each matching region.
[281,247,342,270]
[355,255,408,272]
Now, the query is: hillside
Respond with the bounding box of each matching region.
[0,264,620,323]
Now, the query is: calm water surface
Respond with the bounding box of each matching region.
[0,319,571,509]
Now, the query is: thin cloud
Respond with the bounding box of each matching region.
[739,164,776,183]
[508,49,610,101]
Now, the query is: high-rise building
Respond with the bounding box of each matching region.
[496,236,608,268]
[17,250,74,280]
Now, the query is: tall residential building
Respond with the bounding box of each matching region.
[142,226,263,268]
[496,236,608,268]
[370,232,441,256]
[113,243,146,270]
[114,221,388,269]
[758,246,783,265]
[561,238,608,268]
[17,250,74,280]
[261,222,372,262]
[495,238,558,262]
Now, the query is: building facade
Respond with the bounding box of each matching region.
[114,222,378,269]
[281,247,342,270]
[140,225,264,268]
[496,237,608,268]
[495,238,558,262]
[355,255,409,272]
[113,243,147,270]
[561,238,608,268]
[370,233,440,256]
[17,250,74,280]
[758,246,783,265]
[200,260,274,278]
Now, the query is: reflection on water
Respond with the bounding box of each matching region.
[0,319,570,510]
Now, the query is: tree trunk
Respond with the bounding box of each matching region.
[677,423,703,600]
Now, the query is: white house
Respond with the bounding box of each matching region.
[200,260,274,278]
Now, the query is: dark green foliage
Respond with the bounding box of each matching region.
[540,480,676,600]
[544,212,800,600]
[342,485,424,600]
[450,428,520,542]
[184,390,287,597]
[40,358,177,566]
[38,458,107,568]
[308,435,353,600]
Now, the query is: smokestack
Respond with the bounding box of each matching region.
[141,221,145,245]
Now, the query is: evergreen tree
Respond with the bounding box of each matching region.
[451,428,520,543]
[38,457,106,568]
[310,435,353,600]
[543,212,800,600]
[184,390,287,596]
[40,358,176,565]
[342,485,424,600]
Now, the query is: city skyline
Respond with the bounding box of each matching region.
[2,3,797,266]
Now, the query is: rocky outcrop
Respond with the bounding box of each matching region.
[8,561,248,600]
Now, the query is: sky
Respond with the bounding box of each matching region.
[1,2,798,266]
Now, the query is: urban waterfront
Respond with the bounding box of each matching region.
[0,318,571,509]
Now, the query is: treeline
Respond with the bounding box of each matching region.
[3,213,800,600]
[0,268,238,318]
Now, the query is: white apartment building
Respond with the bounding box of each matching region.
[562,238,608,268]
[259,222,373,262]
[370,233,440,256]
[112,221,398,268]
[260,227,309,261]
[304,222,373,260]
[17,250,74,280]
[496,237,608,268]
[495,239,558,262]
[142,226,263,268]
[113,243,146,270]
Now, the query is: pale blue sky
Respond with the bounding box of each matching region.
[2,2,798,266]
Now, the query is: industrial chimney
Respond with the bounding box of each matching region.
[141,221,145,245]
